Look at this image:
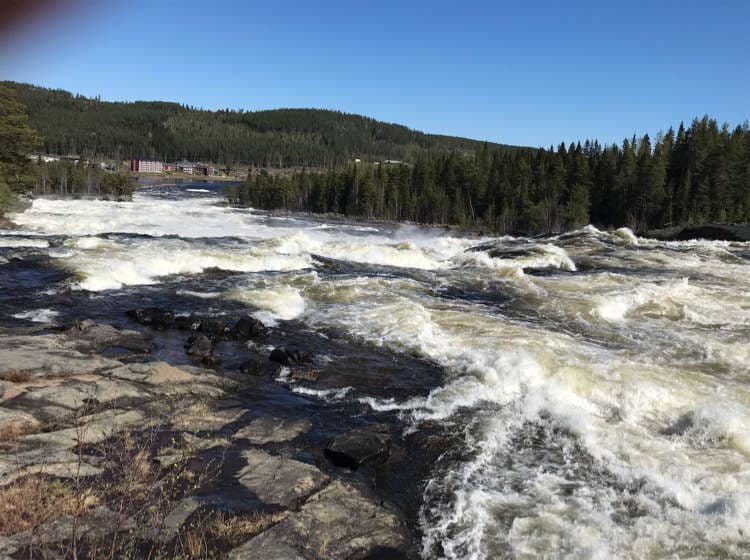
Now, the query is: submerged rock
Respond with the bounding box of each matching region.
[325,425,392,469]
[185,334,220,365]
[239,358,265,376]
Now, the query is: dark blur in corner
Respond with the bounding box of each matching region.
[0,0,80,46]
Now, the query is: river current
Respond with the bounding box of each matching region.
[2,184,749,559]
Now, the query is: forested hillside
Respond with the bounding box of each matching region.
[229,117,750,234]
[2,81,515,167]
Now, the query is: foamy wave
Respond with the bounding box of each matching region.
[12,308,59,323]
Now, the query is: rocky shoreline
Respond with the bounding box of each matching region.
[0,312,435,559]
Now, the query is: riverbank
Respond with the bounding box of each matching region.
[643,223,750,242]
[0,311,436,558]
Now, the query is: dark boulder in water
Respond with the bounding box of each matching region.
[325,425,392,469]
[230,316,266,340]
[268,346,312,366]
[660,411,695,436]
[126,307,174,329]
[185,333,220,365]
[173,314,202,331]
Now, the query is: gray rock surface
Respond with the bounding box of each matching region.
[233,416,311,444]
[237,449,328,508]
[228,481,408,560]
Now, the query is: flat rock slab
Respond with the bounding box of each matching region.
[65,320,152,354]
[20,408,147,449]
[237,449,328,509]
[233,417,312,444]
[172,405,247,433]
[6,378,147,421]
[107,361,197,386]
[0,335,120,378]
[227,481,408,560]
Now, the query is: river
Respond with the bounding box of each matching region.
[2,183,749,559]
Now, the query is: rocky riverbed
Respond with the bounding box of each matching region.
[0,313,441,559]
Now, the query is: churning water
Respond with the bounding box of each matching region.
[4,185,750,559]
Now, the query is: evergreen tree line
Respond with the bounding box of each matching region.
[228,117,749,234]
[3,82,516,168]
[32,160,135,200]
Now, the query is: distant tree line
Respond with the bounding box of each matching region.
[228,117,749,233]
[32,160,135,200]
[3,81,517,168]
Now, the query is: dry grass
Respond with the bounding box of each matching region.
[207,510,288,542]
[0,477,82,535]
[178,510,289,558]
[0,370,32,383]
[0,420,43,442]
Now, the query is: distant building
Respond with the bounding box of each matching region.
[193,162,215,176]
[165,160,195,174]
[383,160,403,165]
[130,159,163,173]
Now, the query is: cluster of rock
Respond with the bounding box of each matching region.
[0,319,412,559]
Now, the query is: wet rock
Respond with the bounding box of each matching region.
[185,334,220,365]
[325,425,392,469]
[291,368,319,382]
[199,317,231,338]
[269,346,312,366]
[174,314,202,331]
[227,481,409,560]
[65,319,153,354]
[233,417,311,444]
[126,307,175,329]
[236,449,328,508]
[230,316,266,340]
[239,358,265,376]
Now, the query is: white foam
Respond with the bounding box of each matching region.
[0,237,49,248]
[12,308,59,323]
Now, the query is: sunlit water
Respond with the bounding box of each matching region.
[4,186,750,559]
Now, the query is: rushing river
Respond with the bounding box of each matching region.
[2,184,750,559]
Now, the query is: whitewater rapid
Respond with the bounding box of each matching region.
[6,187,750,559]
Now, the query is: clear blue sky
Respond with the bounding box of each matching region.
[1,0,748,148]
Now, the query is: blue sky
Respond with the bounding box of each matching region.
[1,0,748,147]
